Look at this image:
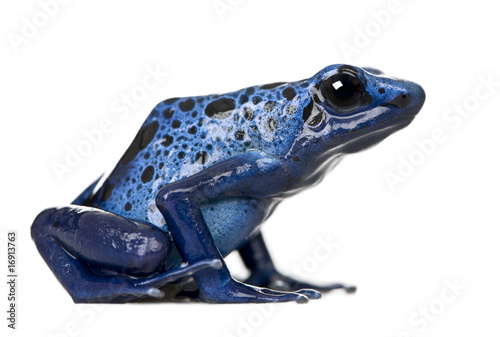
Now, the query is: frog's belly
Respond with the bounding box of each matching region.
[165,198,278,267]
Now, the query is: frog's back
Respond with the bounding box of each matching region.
[82,80,311,225]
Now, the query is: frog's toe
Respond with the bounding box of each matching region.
[296,289,322,299]
[245,271,355,295]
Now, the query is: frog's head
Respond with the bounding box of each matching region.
[300,64,425,154]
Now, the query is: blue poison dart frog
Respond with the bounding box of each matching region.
[32,65,425,304]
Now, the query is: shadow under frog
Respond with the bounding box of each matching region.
[31,64,425,303]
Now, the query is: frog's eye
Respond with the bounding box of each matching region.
[320,71,365,113]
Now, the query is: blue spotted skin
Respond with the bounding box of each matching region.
[81,76,310,256]
[32,64,425,303]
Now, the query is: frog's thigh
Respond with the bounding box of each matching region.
[31,206,172,302]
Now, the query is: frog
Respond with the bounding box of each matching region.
[31,64,425,304]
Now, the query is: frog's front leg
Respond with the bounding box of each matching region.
[31,206,221,303]
[156,150,318,303]
[239,232,356,294]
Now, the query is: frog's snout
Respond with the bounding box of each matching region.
[391,80,426,117]
[378,77,425,122]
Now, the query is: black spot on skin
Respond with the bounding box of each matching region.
[179,99,195,112]
[205,98,236,119]
[195,151,209,164]
[243,141,251,147]
[144,152,150,159]
[302,99,314,123]
[300,82,309,88]
[245,87,255,95]
[124,202,132,211]
[178,151,185,159]
[264,101,276,112]
[235,130,245,140]
[206,144,213,150]
[239,94,249,104]
[52,221,59,229]
[101,183,115,201]
[159,162,164,169]
[293,156,300,162]
[282,87,296,101]
[163,97,179,105]
[120,121,159,165]
[141,166,155,183]
[188,126,197,134]
[163,108,174,119]
[252,96,262,104]
[243,107,254,120]
[161,135,173,147]
[192,111,197,118]
[260,82,286,89]
[182,144,188,149]
[266,117,278,132]
[172,120,181,128]
[378,88,386,94]
[163,150,169,157]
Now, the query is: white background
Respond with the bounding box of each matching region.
[1,0,499,336]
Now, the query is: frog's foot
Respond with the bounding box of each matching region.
[244,271,356,295]
[133,259,222,289]
[238,232,355,297]
[179,274,312,304]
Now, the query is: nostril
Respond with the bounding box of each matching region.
[382,92,410,109]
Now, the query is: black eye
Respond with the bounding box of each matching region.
[320,72,365,112]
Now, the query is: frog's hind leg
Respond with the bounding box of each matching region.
[239,232,356,295]
[31,206,221,303]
